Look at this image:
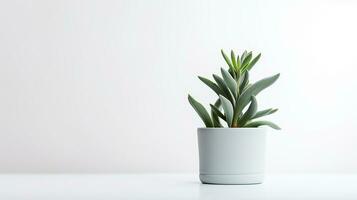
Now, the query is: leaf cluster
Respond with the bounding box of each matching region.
[188,50,280,129]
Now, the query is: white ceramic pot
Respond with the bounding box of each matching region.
[198,128,267,184]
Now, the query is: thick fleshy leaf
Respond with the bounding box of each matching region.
[188,95,213,127]
[243,83,252,91]
[241,50,248,61]
[245,120,281,130]
[221,49,235,75]
[239,71,249,93]
[228,68,236,80]
[198,76,224,96]
[238,96,258,126]
[219,95,234,127]
[233,73,280,123]
[252,108,278,120]
[213,74,234,103]
[221,68,238,98]
[210,103,226,121]
[231,50,237,70]
[241,52,252,70]
[211,99,222,127]
[235,68,241,82]
[236,55,241,70]
[245,53,261,71]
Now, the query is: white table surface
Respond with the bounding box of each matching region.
[0,173,356,200]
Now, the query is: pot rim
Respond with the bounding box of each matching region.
[198,127,267,130]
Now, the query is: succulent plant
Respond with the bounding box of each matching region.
[188,49,280,129]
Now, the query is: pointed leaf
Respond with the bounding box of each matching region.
[235,68,241,82]
[231,50,237,70]
[213,74,234,103]
[241,52,252,70]
[241,50,248,61]
[233,73,280,123]
[239,71,249,93]
[219,95,234,127]
[245,120,281,130]
[221,49,235,74]
[228,69,237,79]
[221,68,238,98]
[210,104,226,122]
[238,96,258,126]
[236,55,241,70]
[198,76,224,96]
[252,108,278,120]
[211,99,222,127]
[245,53,261,71]
[188,95,213,127]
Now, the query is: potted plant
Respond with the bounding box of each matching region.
[188,49,280,184]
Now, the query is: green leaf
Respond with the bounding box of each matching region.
[233,73,280,124]
[243,83,252,91]
[245,120,281,130]
[239,71,249,93]
[236,55,241,70]
[228,68,236,80]
[210,103,226,121]
[198,76,224,96]
[211,99,222,127]
[221,68,238,98]
[241,50,248,61]
[238,96,258,126]
[245,53,261,71]
[219,95,234,127]
[188,95,213,127]
[221,49,235,74]
[252,108,278,120]
[231,50,237,70]
[235,68,241,82]
[213,74,234,103]
[241,52,252,70]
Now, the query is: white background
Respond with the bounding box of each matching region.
[1,0,357,173]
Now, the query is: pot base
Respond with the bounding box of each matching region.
[199,174,264,185]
